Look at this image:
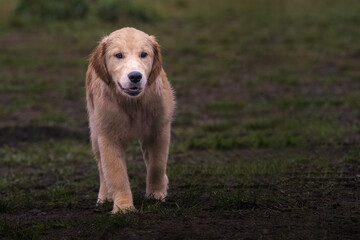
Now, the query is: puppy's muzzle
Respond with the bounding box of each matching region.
[118,71,143,96]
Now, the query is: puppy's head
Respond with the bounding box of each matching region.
[89,27,162,97]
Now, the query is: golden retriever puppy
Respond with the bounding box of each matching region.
[85,27,175,213]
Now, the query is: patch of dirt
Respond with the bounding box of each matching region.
[2,174,359,240]
[0,126,87,147]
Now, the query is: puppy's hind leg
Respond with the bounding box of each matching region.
[141,122,171,201]
[97,161,112,204]
[92,140,111,204]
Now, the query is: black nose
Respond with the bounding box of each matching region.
[128,71,142,83]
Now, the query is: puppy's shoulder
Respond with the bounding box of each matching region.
[158,70,176,117]
[86,66,103,109]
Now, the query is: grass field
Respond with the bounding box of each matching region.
[0,0,359,239]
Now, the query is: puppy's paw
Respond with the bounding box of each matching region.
[146,191,167,202]
[111,204,135,214]
[96,197,111,205]
[97,191,112,204]
[146,174,168,201]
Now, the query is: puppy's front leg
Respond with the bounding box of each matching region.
[98,136,133,213]
[141,122,171,201]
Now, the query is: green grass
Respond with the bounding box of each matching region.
[0,0,359,239]
[205,100,245,113]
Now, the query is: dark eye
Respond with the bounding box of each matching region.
[115,53,123,59]
[140,52,148,58]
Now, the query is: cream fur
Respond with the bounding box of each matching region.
[86,27,175,213]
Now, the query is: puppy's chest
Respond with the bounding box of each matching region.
[125,109,156,138]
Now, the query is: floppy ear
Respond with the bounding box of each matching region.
[89,37,112,85]
[148,36,163,86]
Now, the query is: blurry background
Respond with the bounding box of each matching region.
[0,0,359,239]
